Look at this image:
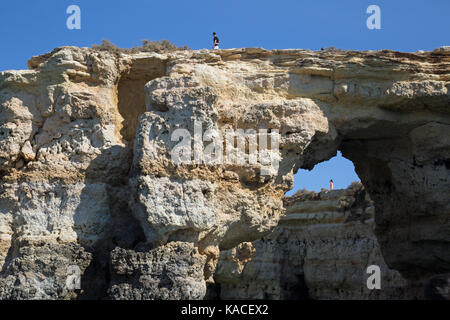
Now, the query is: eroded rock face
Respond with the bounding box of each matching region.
[0,46,448,299]
[108,242,206,300]
[213,186,423,300]
[0,243,92,300]
[342,132,450,278]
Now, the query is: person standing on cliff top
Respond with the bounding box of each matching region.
[212,32,220,49]
[330,179,334,190]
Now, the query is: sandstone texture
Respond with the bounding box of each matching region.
[0,46,449,299]
[213,185,423,300]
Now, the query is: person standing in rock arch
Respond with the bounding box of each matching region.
[330,179,334,190]
[212,32,220,49]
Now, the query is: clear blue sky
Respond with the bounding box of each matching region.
[0,0,448,192]
[1,0,449,71]
[286,152,360,195]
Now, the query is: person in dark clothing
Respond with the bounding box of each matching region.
[212,32,220,49]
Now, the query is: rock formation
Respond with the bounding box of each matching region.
[0,46,448,299]
[213,184,423,299]
[108,242,206,300]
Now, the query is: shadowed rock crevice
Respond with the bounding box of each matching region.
[117,57,167,142]
[74,146,147,299]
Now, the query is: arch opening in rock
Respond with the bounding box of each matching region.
[211,146,427,300]
[286,150,360,195]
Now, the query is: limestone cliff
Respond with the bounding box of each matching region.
[213,184,423,300]
[0,46,449,299]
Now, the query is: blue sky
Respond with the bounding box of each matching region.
[286,152,360,195]
[1,0,448,192]
[1,0,449,71]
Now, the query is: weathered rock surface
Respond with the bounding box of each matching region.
[0,46,448,299]
[107,242,206,300]
[0,243,92,299]
[213,185,423,300]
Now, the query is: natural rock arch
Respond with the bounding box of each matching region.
[0,46,448,299]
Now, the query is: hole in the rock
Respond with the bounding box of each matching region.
[286,151,360,195]
[117,58,166,143]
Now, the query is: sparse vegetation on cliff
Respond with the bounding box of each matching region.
[92,39,190,54]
